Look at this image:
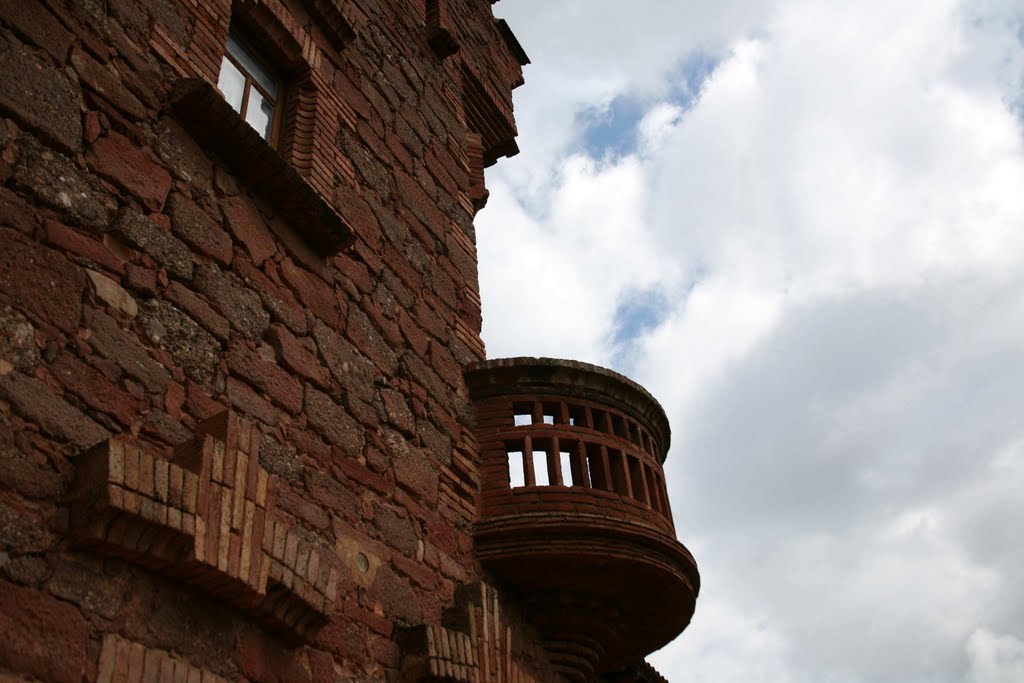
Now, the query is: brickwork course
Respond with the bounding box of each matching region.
[0,1,698,682]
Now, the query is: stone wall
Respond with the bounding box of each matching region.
[0,0,530,680]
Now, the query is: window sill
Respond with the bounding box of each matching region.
[167,78,354,256]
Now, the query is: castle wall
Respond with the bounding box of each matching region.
[0,0,529,680]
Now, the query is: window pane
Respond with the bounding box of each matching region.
[245,90,274,141]
[226,31,278,99]
[217,56,245,113]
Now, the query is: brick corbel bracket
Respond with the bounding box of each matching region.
[398,582,557,683]
[70,411,339,643]
[426,0,461,59]
[307,0,359,53]
[166,78,355,256]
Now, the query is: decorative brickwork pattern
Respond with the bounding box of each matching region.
[97,634,232,683]
[72,412,338,641]
[401,583,557,683]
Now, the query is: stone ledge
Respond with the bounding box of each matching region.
[166,78,355,256]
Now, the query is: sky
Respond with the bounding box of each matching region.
[475,1,1024,681]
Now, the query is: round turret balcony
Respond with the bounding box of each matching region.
[464,358,700,681]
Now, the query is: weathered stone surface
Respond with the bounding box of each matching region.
[312,320,376,405]
[164,281,230,341]
[49,352,137,426]
[11,137,114,230]
[167,192,232,265]
[85,308,170,392]
[304,384,364,456]
[226,345,303,415]
[86,131,172,210]
[0,32,81,153]
[234,628,312,683]
[193,264,269,339]
[0,367,102,455]
[0,446,62,500]
[281,259,343,329]
[259,433,302,484]
[0,306,38,375]
[381,388,414,435]
[112,206,193,280]
[0,230,85,333]
[0,497,55,554]
[138,300,220,382]
[385,429,439,508]
[0,1,74,64]
[86,269,138,317]
[0,582,89,683]
[372,502,418,557]
[267,325,330,388]
[44,219,125,274]
[70,46,147,120]
[153,118,214,191]
[46,558,125,620]
[347,305,398,376]
[369,564,421,626]
[222,195,276,266]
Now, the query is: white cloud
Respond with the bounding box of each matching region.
[478,0,1024,680]
[967,630,1024,683]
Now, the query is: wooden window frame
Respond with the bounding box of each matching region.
[218,28,285,148]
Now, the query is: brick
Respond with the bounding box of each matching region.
[86,132,172,211]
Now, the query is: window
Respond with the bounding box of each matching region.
[218,29,282,145]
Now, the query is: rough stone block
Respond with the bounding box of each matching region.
[0,32,81,153]
[86,131,172,210]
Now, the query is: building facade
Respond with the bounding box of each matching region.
[0,0,698,681]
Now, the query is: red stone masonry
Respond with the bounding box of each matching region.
[0,0,693,681]
[0,0,529,679]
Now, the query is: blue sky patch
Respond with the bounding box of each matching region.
[576,49,720,159]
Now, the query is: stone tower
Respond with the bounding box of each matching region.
[0,0,698,681]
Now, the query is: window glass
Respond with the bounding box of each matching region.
[217,57,246,113]
[226,32,278,99]
[245,90,274,140]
